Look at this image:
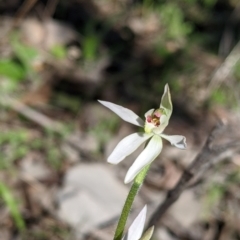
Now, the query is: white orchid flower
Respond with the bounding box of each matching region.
[98,84,186,184]
[122,205,147,240]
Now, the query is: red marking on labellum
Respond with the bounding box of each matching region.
[147,116,152,123]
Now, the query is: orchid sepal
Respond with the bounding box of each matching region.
[122,205,147,240]
[108,132,153,164]
[98,100,144,127]
[160,84,172,119]
[160,134,187,149]
[124,135,163,184]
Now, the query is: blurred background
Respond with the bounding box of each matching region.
[0,0,240,239]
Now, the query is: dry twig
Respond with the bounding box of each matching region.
[208,41,240,93]
[148,122,240,228]
[0,95,63,131]
[13,0,39,27]
[43,0,59,19]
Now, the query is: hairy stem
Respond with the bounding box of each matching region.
[114,164,150,240]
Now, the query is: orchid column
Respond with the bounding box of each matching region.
[98,84,187,240]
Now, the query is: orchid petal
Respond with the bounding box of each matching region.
[160,134,187,149]
[125,135,162,183]
[98,100,144,127]
[140,226,155,240]
[144,109,154,118]
[108,133,153,164]
[122,205,147,240]
[160,84,172,119]
[150,84,172,134]
[152,114,169,134]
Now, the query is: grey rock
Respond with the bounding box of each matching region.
[19,153,51,180]
[57,164,132,236]
[169,190,202,228]
[21,18,77,49]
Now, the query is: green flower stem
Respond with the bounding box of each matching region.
[113,164,150,240]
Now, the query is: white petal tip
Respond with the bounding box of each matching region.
[177,137,187,149]
[107,156,124,164]
[124,177,131,184]
[173,141,187,150]
[161,134,187,150]
[139,205,147,219]
[124,172,134,184]
[107,160,118,165]
[98,99,144,127]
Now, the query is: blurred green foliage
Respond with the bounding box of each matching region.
[21,224,71,240]
[203,168,240,218]
[0,59,25,81]
[0,129,29,168]
[50,45,67,59]
[160,3,193,39]
[204,183,225,215]
[202,0,218,8]
[0,127,68,170]
[211,88,228,105]
[234,59,240,80]
[0,34,39,95]
[210,87,238,109]
[0,182,25,231]
[11,34,38,76]
[53,93,81,113]
[89,116,119,149]
[82,22,102,61]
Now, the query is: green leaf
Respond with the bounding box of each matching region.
[0,59,25,81]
